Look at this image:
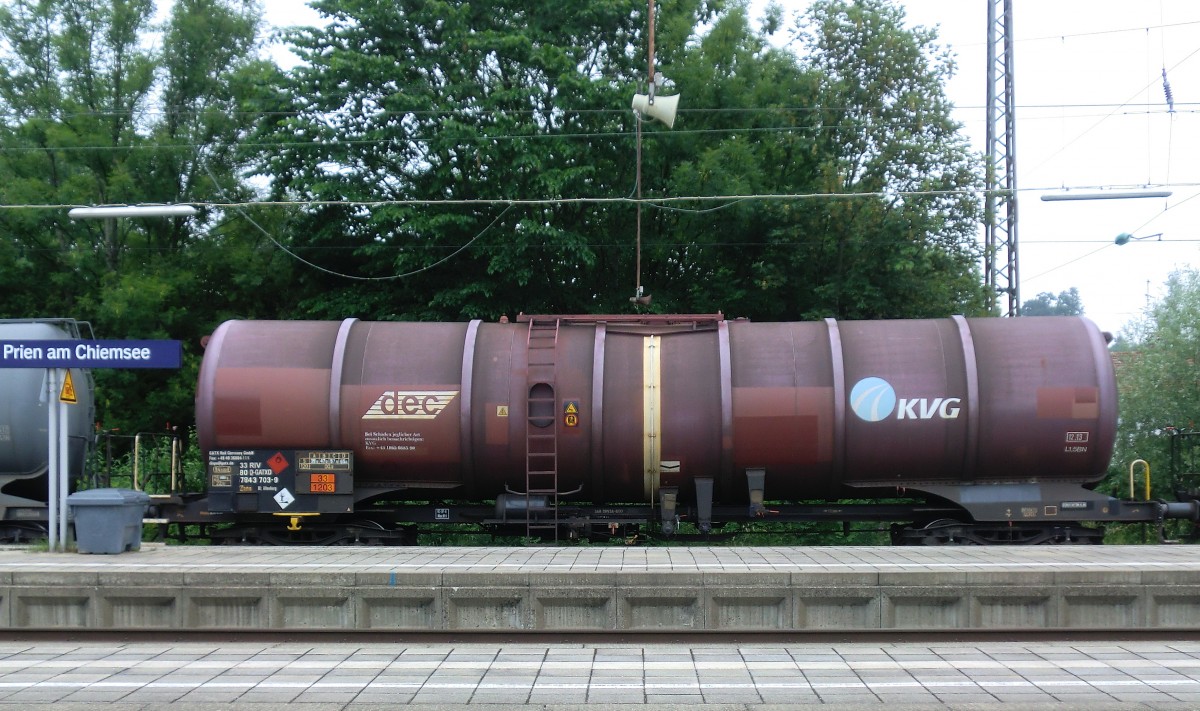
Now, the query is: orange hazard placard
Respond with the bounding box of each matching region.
[268,451,290,474]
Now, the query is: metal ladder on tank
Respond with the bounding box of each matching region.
[524,317,560,540]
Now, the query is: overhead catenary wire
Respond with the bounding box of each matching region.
[200,159,516,281]
[1023,190,1200,285]
[1012,4,1198,296]
[1025,42,1200,177]
[1,106,1194,156]
[4,9,1190,129]
[7,181,1200,213]
[2,11,1194,167]
[15,235,1200,256]
[953,17,1200,47]
[0,101,1196,125]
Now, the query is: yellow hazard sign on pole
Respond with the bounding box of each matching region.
[59,370,78,404]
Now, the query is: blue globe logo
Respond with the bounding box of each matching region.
[850,377,896,422]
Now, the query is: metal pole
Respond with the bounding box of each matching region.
[58,369,69,548]
[633,0,653,302]
[134,433,141,491]
[635,117,643,299]
[984,0,1019,316]
[47,369,58,552]
[1002,0,1019,317]
[171,434,180,492]
[647,0,655,89]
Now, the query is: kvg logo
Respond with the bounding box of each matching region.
[849,377,960,422]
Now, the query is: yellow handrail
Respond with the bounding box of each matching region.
[132,432,180,493]
[1129,459,1150,500]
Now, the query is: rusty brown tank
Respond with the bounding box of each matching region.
[196,315,1116,504]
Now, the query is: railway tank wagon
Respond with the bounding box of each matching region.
[0,319,95,538]
[195,313,1186,544]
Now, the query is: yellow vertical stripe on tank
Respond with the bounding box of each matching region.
[643,335,661,501]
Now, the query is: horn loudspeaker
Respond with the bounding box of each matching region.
[631,93,679,129]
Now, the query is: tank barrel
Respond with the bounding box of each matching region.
[196,315,1118,504]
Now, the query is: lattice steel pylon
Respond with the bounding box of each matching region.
[985,0,1019,317]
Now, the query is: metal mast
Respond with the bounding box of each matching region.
[985,0,1019,316]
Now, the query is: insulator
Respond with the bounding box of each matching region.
[1162,68,1175,113]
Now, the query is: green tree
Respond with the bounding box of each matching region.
[1021,287,1084,316]
[259,0,986,322]
[0,0,280,434]
[652,0,988,319]
[0,0,157,315]
[612,0,990,320]
[256,0,717,320]
[785,0,986,318]
[1102,270,1200,540]
[643,4,824,316]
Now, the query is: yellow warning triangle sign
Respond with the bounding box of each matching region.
[59,370,78,404]
[564,402,578,414]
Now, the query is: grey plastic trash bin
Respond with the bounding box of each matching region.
[67,488,151,554]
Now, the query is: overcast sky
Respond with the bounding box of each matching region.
[257,0,1200,334]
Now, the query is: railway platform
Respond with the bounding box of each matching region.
[0,544,1197,634]
[1,639,1200,709]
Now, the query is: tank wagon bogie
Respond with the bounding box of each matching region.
[190,313,1197,545]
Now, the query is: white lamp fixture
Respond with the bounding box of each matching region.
[69,205,197,219]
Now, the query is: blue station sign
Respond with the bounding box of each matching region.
[0,340,182,369]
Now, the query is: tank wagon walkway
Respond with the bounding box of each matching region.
[0,544,1198,634]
